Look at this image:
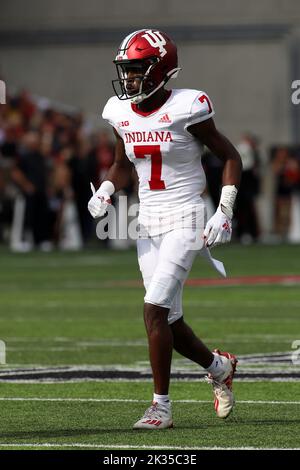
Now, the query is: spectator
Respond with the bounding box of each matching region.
[69,137,93,243]
[272,146,300,240]
[0,165,5,241]
[235,134,261,243]
[11,130,53,250]
[88,129,115,185]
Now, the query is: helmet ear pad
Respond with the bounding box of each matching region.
[143,60,161,90]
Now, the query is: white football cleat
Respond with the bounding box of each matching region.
[133,401,173,430]
[206,349,238,419]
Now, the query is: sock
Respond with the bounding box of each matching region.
[153,393,171,407]
[205,352,227,378]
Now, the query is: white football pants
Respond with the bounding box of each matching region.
[137,228,204,324]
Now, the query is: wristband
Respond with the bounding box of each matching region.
[98,180,115,196]
[219,185,238,218]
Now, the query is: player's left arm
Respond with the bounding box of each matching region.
[188,118,243,247]
[188,117,242,188]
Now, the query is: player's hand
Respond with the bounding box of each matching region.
[87,182,112,218]
[203,206,232,248]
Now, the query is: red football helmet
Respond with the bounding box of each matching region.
[112,29,181,104]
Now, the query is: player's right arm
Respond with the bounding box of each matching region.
[104,128,133,191]
[87,128,133,218]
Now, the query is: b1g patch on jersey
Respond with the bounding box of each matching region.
[118,120,130,127]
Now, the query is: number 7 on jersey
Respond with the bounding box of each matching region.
[134,145,166,190]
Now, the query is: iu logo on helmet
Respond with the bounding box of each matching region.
[142,30,167,57]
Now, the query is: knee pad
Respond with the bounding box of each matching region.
[144,275,181,309]
[144,261,186,309]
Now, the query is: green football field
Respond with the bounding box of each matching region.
[0,244,299,450]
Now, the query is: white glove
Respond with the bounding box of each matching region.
[203,206,232,248]
[87,182,113,218]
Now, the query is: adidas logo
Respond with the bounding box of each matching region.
[158,113,172,123]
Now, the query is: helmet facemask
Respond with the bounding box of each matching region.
[112,57,173,104]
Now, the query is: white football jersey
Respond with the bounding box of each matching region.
[102,88,215,236]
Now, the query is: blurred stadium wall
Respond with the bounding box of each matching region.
[1,0,300,236]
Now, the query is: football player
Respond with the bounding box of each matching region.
[88,29,243,429]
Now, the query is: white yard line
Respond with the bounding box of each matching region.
[0,397,298,405]
[0,443,298,450]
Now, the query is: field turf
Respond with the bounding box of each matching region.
[0,244,299,450]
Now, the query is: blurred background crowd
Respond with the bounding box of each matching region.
[1,88,300,252]
[0,89,137,251]
[1,0,300,250]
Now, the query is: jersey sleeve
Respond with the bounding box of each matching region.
[184,91,215,130]
[102,96,118,127]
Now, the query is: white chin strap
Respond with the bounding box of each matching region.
[131,93,147,105]
[130,67,181,104]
